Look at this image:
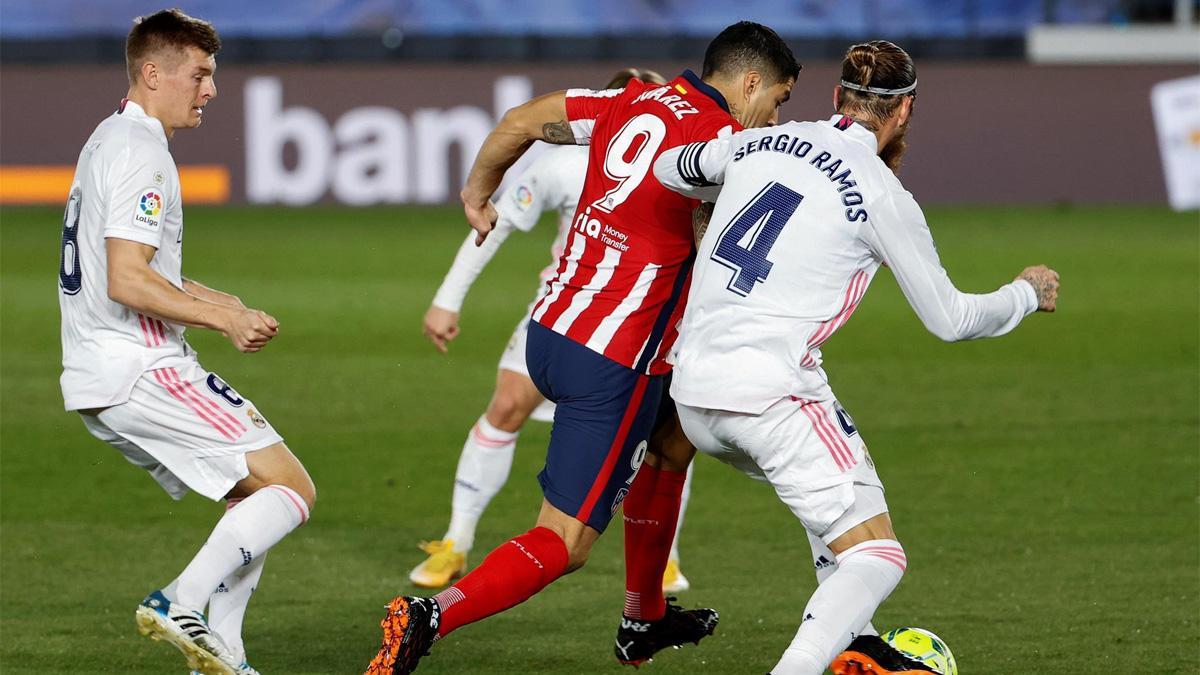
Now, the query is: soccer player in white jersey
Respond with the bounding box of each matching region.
[654,40,1060,675]
[412,68,698,593]
[57,10,314,675]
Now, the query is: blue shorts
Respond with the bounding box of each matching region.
[526,321,664,533]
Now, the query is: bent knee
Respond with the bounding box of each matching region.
[563,546,590,574]
[485,395,535,431]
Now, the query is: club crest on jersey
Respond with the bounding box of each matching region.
[135,190,162,229]
[246,408,267,429]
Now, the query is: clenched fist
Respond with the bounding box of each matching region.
[224,308,279,352]
[422,305,461,354]
[1017,265,1060,312]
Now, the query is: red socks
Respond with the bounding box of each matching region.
[433,526,568,638]
[621,463,687,621]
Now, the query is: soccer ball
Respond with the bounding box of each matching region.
[882,627,957,675]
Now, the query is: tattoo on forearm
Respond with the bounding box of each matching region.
[541,120,575,144]
[692,203,714,244]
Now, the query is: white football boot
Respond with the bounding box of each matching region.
[135,590,240,675]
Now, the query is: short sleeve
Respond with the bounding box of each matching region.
[102,147,174,249]
[564,87,623,145]
[495,167,548,232]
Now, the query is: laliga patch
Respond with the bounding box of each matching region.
[246,408,267,429]
[514,185,534,210]
[133,189,162,230]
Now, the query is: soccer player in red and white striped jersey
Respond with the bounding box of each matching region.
[366,22,799,675]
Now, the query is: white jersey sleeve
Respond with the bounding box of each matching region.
[654,134,738,203]
[431,222,516,312]
[863,189,1038,342]
[431,147,582,312]
[102,145,176,249]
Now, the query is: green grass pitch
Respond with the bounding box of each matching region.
[1,204,1196,674]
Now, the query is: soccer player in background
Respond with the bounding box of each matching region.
[653,41,1060,674]
[412,68,699,595]
[56,10,315,675]
[366,22,798,674]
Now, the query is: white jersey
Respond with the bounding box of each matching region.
[656,114,1038,414]
[432,145,587,312]
[59,99,188,411]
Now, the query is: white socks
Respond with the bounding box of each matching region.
[168,485,309,611]
[806,530,877,636]
[773,539,907,675]
[668,462,694,563]
[208,552,266,662]
[202,498,264,662]
[444,416,517,552]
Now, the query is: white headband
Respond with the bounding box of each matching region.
[839,79,918,95]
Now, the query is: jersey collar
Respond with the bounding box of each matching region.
[681,69,730,114]
[118,98,169,145]
[825,114,878,152]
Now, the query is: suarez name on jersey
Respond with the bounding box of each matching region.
[532,70,741,376]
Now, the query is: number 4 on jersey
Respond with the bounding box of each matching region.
[710,182,803,296]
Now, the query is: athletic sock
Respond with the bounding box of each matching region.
[805,530,877,636]
[205,499,264,663]
[444,416,518,552]
[432,526,568,638]
[622,463,688,620]
[168,485,309,611]
[667,463,694,564]
[773,539,906,675]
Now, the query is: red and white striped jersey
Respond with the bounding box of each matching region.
[531,70,740,375]
[59,99,188,411]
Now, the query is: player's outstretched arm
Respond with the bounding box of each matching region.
[461,90,570,245]
[866,195,1057,342]
[106,238,278,353]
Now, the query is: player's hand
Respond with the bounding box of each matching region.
[1017,265,1059,312]
[224,308,279,352]
[461,188,498,246]
[422,306,461,353]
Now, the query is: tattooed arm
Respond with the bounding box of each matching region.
[461,90,573,245]
[692,203,714,245]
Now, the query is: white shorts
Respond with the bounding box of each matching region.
[677,396,886,543]
[80,357,283,501]
[498,302,555,423]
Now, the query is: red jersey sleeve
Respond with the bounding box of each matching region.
[564,87,626,145]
